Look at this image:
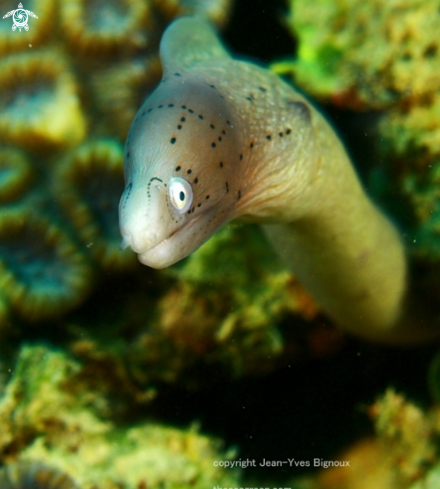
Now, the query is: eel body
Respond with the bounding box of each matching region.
[119,17,433,344]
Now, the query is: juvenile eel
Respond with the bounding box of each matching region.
[119,17,436,344]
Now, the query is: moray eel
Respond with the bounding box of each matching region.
[119,17,435,344]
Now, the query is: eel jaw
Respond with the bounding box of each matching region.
[137,205,232,269]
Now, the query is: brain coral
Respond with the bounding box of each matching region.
[0,0,234,324]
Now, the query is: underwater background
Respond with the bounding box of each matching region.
[0,0,440,488]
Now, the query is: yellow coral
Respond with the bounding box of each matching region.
[60,0,151,56]
[0,50,86,151]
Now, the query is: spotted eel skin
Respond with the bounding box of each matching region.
[119,17,438,344]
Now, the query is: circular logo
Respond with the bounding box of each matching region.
[13,8,28,27]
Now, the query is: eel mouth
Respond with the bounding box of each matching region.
[136,209,212,269]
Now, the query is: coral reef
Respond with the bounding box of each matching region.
[0,344,241,489]
[0,461,80,489]
[277,0,440,263]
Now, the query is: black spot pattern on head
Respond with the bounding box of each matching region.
[141,111,145,117]
[226,181,229,193]
[210,84,216,89]
[279,132,283,137]
[176,166,181,171]
[218,136,222,142]
[170,137,176,144]
[181,117,186,122]
[239,154,243,160]
[181,105,187,109]
[174,73,181,76]
[177,125,182,130]
[250,142,254,148]
[286,128,292,135]
[126,151,130,158]
[222,130,226,135]
[168,104,174,107]
[206,195,210,199]
[187,169,192,174]
[188,108,194,113]
[258,86,267,92]
[199,115,204,119]
[194,178,198,183]
[238,190,241,200]
[210,124,215,129]
[219,162,223,168]
[148,108,153,113]
[212,142,216,148]
[158,105,163,108]
[266,135,271,140]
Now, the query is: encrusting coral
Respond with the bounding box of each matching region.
[0,344,241,489]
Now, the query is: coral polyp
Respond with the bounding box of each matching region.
[60,0,151,56]
[154,0,235,26]
[0,211,93,321]
[0,461,80,489]
[0,50,86,151]
[91,56,162,139]
[0,148,33,204]
[56,140,136,270]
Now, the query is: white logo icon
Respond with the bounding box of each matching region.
[2,3,38,32]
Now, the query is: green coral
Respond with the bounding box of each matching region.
[277,0,440,109]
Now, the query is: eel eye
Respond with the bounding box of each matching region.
[169,177,193,213]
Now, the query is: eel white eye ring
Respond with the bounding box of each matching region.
[169,177,193,213]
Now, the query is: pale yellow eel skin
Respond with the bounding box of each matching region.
[119,17,436,344]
